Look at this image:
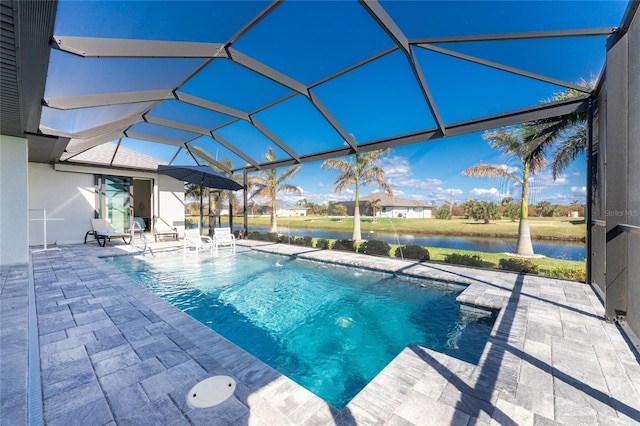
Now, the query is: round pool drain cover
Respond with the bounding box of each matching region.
[187,376,236,409]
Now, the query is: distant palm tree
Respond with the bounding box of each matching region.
[474,201,500,224]
[249,147,301,233]
[463,200,480,219]
[501,197,514,207]
[463,125,547,256]
[189,147,243,213]
[368,198,381,222]
[322,150,392,241]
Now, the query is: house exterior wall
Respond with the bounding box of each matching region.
[1,135,29,265]
[276,208,306,217]
[379,207,432,219]
[27,163,186,245]
[157,175,186,236]
[28,163,95,245]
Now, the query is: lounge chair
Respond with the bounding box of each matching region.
[153,217,178,242]
[84,218,132,247]
[184,229,213,254]
[213,227,236,254]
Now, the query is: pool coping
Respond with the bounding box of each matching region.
[2,239,640,425]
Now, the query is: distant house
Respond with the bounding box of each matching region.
[332,193,434,218]
[256,200,307,217]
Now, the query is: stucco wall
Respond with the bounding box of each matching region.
[28,163,95,245]
[27,163,186,245]
[379,207,432,219]
[0,135,29,265]
[157,175,186,237]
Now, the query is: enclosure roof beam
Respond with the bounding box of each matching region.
[176,92,249,121]
[210,132,262,170]
[144,115,210,136]
[124,132,186,147]
[359,0,445,134]
[417,44,592,94]
[52,36,228,58]
[411,27,617,44]
[44,90,175,110]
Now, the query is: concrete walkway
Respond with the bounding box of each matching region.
[1,239,639,425]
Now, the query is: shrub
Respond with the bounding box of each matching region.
[498,258,539,274]
[247,231,280,243]
[444,253,483,267]
[357,240,391,257]
[292,236,314,247]
[435,209,452,220]
[331,239,355,252]
[315,238,330,249]
[332,204,347,216]
[396,244,430,261]
[548,266,586,281]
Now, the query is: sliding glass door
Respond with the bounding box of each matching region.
[96,176,132,233]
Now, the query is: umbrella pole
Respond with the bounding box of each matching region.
[199,183,204,234]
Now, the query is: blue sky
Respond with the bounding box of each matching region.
[47,0,630,207]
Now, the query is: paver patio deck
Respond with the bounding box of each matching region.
[1,238,639,425]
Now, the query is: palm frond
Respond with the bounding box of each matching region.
[334,177,354,194]
[278,184,301,195]
[552,127,587,179]
[361,166,392,194]
[483,128,526,160]
[263,147,277,163]
[462,164,521,184]
[276,164,301,185]
[321,158,354,173]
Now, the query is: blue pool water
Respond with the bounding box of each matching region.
[105,251,496,409]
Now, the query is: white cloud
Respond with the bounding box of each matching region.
[469,187,509,200]
[530,170,568,190]
[417,187,464,203]
[380,156,412,178]
[571,186,587,195]
[380,155,445,190]
[499,164,519,174]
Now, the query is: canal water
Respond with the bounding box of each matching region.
[247,226,586,261]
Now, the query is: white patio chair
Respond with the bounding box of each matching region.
[213,227,236,254]
[183,229,213,254]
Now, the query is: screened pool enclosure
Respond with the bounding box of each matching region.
[1,1,639,337]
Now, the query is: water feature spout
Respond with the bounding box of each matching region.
[387,218,403,260]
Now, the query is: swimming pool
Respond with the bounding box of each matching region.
[105,251,496,409]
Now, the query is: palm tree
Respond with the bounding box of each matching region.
[184,183,206,228]
[463,200,480,219]
[474,201,500,224]
[321,149,392,241]
[538,79,594,180]
[463,125,547,256]
[368,198,381,223]
[188,147,243,217]
[249,147,301,233]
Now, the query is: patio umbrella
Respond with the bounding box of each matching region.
[157,165,243,231]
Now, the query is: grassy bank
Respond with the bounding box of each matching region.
[243,215,586,241]
[249,232,587,281]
